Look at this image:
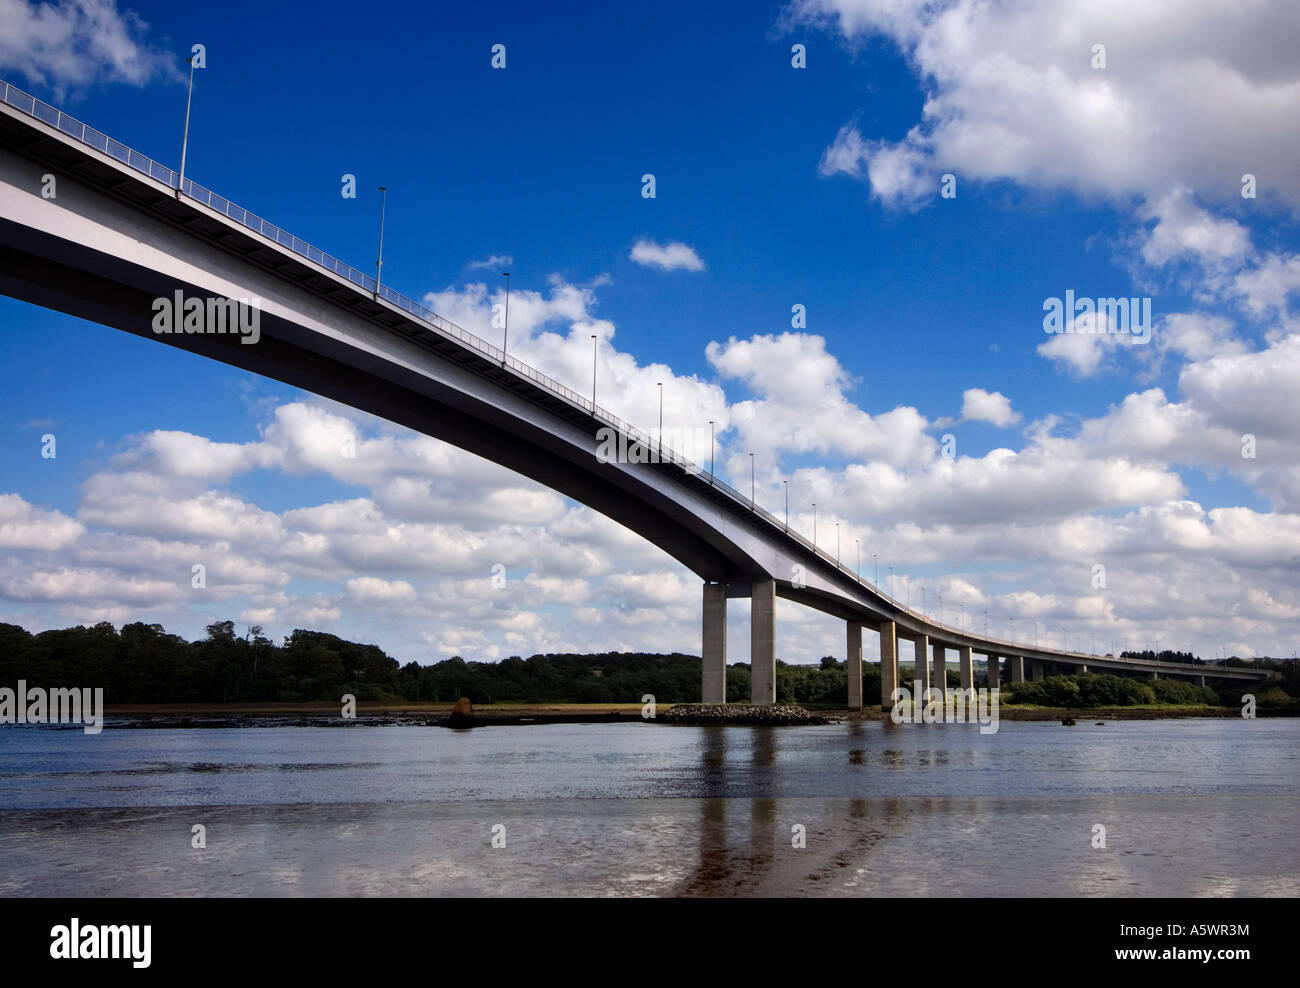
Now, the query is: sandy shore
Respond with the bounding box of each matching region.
[91,700,1277,728]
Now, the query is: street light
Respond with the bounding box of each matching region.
[855,539,860,580]
[783,480,788,530]
[657,382,663,459]
[919,584,925,617]
[812,503,817,547]
[835,522,840,564]
[501,272,511,363]
[749,452,755,508]
[708,421,714,481]
[375,187,388,295]
[590,335,597,407]
[178,54,199,194]
[873,553,878,586]
[888,565,893,599]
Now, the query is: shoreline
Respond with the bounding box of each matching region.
[82,700,1289,728]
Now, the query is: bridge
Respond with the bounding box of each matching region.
[0,80,1269,707]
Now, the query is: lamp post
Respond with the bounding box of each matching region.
[888,566,893,599]
[855,539,860,580]
[708,421,714,481]
[749,452,755,508]
[905,576,911,609]
[812,503,817,547]
[835,522,840,564]
[783,480,788,530]
[590,335,597,407]
[178,55,198,195]
[375,187,388,295]
[920,584,925,617]
[873,553,878,586]
[657,382,663,459]
[501,272,510,364]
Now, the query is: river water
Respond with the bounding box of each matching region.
[1,718,1296,896]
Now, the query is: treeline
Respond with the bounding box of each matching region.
[1004,672,1295,709]
[0,620,860,705]
[0,620,1293,707]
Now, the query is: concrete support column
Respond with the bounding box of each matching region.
[701,582,726,704]
[959,645,974,692]
[1080,665,1088,673]
[1196,675,1206,687]
[933,643,947,701]
[846,622,863,710]
[880,621,899,711]
[913,634,931,698]
[1151,671,1160,681]
[750,579,776,705]
[987,654,1001,688]
[1030,661,1045,682]
[1009,655,1025,683]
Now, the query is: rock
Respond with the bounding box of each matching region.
[659,703,834,726]
[1061,716,1077,726]
[447,697,475,728]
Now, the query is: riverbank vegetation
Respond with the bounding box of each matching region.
[0,619,1294,711]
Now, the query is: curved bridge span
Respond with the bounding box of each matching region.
[0,81,1267,707]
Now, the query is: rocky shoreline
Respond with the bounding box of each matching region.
[659,703,835,726]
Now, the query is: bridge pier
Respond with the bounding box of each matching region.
[987,653,1001,688]
[701,582,727,703]
[933,643,947,702]
[847,622,863,710]
[913,634,931,699]
[1009,656,1025,683]
[880,621,899,711]
[1030,661,1045,682]
[751,579,777,705]
[959,645,974,692]
[1197,675,1206,687]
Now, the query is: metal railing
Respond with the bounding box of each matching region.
[0,78,1245,671]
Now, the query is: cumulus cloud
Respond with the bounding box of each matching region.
[959,388,1020,427]
[0,0,178,94]
[629,239,706,272]
[787,0,1300,208]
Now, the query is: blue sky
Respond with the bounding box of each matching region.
[1,0,1298,664]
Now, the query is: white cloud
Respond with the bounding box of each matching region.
[465,254,513,270]
[789,0,1300,207]
[629,239,706,272]
[0,494,84,550]
[960,388,1020,427]
[0,0,178,94]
